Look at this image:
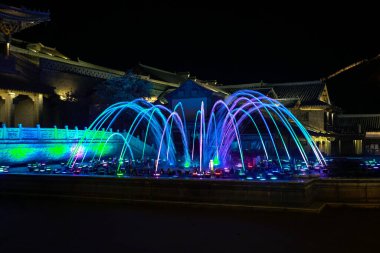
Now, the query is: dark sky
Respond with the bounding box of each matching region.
[4,0,380,84]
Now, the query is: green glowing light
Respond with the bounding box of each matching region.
[47,144,67,159]
[0,140,120,165]
[8,146,34,162]
[184,160,191,168]
[213,156,220,166]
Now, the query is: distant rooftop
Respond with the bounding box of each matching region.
[0,4,49,34]
[219,80,329,108]
[3,37,126,78]
[0,4,49,21]
[135,63,188,84]
[336,114,380,133]
[268,81,325,103]
[136,63,228,95]
[26,42,69,60]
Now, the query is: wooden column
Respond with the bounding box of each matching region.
[33,94,43,126]
[4,93,14,127]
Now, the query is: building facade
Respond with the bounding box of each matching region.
[333,114,380,155]
[217,80,335,155]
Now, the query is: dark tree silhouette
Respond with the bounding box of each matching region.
[91,71,153,127]
[94,71,153,105]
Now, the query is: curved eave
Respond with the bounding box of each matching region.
[299,105,330,110]
[0,15,49,22]
[0,4,50,22]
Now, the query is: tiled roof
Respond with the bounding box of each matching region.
[219,82,263,91]
[0,4,50,22]
[219,80,327,107]
[299,100,331,110]
[27,43,69,60]
[277,98,300,108]
[136,63,228,96]
[223,87,275,97]
[136,63,188,84]
[6,38,125,77]
[267,81,325,103]
[165,79,224,100]
[336,114,380,133]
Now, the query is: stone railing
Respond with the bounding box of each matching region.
[0,124,150,145]
[0,124,119,140]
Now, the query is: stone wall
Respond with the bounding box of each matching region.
[314,178,380,203]
[0,175,315,207]
[2,176,380,211]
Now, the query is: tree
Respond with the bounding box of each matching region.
[94,71,153,105]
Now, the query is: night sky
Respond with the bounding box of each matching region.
[4,0,380,84]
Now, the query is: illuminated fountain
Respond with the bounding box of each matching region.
[68,90,326,175]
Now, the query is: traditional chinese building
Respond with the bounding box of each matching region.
[0,4,50,127]
[218,80,335,155]
[325,55,380,155]
[2,3,380,157]
[0,5,178,128]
